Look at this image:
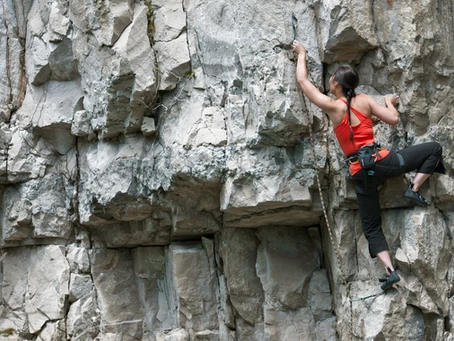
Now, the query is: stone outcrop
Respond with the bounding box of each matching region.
[1,0,454,340]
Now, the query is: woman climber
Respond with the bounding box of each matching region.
[292,40,445,291]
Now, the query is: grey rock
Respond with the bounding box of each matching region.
[67,291,99,340]
[315,317,337,341]
[132,247,174,335]
[37,320,66,341]
[2,248,31,310]
[2,174,73,241]
[25,246,70,333]
[160,328,189,341]
[2,0,454,339]
[90,248,143,338]
[0,306,28,339]
[308,269,334,321]
[112,4,158,135]
[155,34,191,91]
[263,306,316,341]
[69,273,93,302]
[66,245,91,273]
[72,110,95,139]
[142,116,156,136]
[318,0,378,63]
[256,227,320,310]
[194,330,219,341]
[91,0,134,46]
[48,37,79,81]
[48,2,70,41]
[165,243,218,333]
[219,228,264,324]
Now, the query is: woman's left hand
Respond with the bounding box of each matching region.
[385,94,400,107]
[292,40,307,56]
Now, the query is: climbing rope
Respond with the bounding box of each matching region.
[291,18,394,328]
[301,94,345,282]
[349,291,385,302]
[291,13,344,283]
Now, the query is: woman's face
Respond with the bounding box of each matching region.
[329,74,338,95]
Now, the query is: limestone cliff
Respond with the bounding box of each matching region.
[1,0,454,340]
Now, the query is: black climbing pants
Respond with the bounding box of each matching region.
[352,142,445,258]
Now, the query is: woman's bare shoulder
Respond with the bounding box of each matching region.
[352,93,373,115]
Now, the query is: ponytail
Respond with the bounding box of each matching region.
[333,65,359,142]
[346,88,356,141]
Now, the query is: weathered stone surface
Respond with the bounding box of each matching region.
[112,4,158,134]
[332,209,358,281]
[159,328,189,341]
[48,2,70,41]
[18,80,83,131]
[154,32,191,92]
[2,0,454,339]
[264,306,316,341]
[91,219,171,248]
[308,269,334,321]
[315,317,337,341]
[6,126,48,184]
[316,0,378,63]
[256,227,320,310]
[2,174,73,243]
[77,137,155,225]
[219,228,264,324]
[25,246,70,333]
[166,243,218,334]
[2,248,31,312]
[0,306,28,338]
[132,247,174,335]
[142,116,157,136]
[69,273,93,302]
[90,248,143,338]
[399,207,451,315]
[48,37,79,81]
[67,291,99,340]
[349,281,406,340]
[435,174,454,210]
[37,319,66,341]
[67,245,91,273]
[221,145,323,228]
[193,330,219,341]
[0,0,30,122]
[90,0,134,46]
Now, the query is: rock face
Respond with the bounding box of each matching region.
[1,0,454,340]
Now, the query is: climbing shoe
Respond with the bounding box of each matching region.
[403,184,429,206]
[380,271,400,291]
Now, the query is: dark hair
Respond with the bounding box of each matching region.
[334,65,359,141]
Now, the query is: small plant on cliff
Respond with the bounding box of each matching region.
[144,0,156,45]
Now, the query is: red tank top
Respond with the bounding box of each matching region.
[334,99,390,175]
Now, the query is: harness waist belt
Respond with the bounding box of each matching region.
[346,143,380,163]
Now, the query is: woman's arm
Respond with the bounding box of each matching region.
[368,94,400,125]
[293,41,339,115]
